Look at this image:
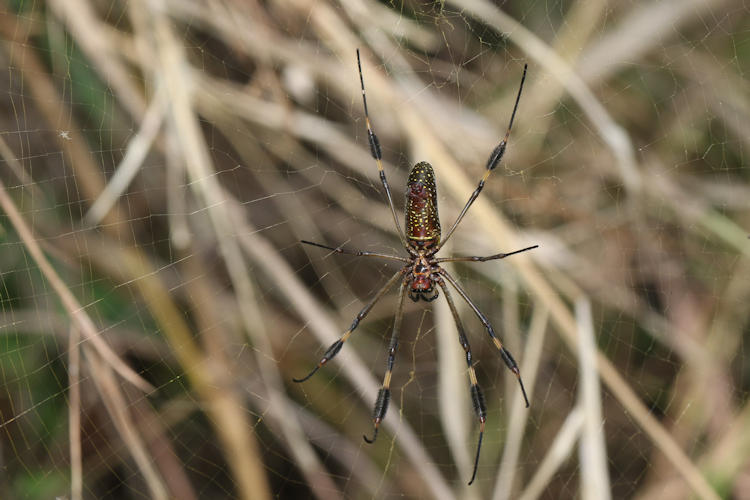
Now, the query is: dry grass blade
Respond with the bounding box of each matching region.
[493,306,549,500]
[85,347,168,500]
[85,86,167,226]
[577,0,733,84]
[575,298,612,500]
[0,134,40,196]
[518,407,584,500]
[68,326,82,500]
[645,163,750,258]
[48,0,147,118]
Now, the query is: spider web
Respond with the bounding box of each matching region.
[0,0,748,499]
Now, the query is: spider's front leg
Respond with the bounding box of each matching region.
[356,49,409,251]
[435,64,527,253]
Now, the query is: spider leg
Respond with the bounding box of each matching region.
[435,64,528,252]
[301,240,409,263]
[293,269,407,383]
[437,278,487,485]
[356,49,411,252]
[440,269,530,408]
[435,244,538,263]
[364,276,410,444]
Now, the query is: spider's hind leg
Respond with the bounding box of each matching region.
[440,269,530,408]
[436,278,487,485]
[293,269,405,383]
[364,278,409,443]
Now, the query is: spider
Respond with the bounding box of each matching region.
[294,50,537,485]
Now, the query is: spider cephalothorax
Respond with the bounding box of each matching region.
[409,254,439,302]
[295,49,538,485]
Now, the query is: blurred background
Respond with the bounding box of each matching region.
[0,0,748,498]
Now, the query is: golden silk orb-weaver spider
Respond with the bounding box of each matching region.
[295,50,538,485]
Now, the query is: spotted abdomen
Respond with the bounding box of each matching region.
[405,161,441,249]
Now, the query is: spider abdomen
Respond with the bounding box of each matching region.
[405,162,441,249]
